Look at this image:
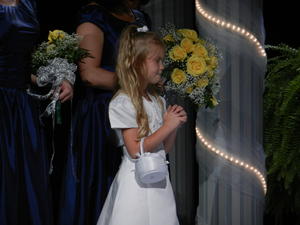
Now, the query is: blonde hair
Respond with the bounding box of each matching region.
[115,25,165,139]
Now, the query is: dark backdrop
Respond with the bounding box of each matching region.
[36,0,85,40]
[263,0,300,48]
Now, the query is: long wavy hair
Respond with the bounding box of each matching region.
[115,25,164,139]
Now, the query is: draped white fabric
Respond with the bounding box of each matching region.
[195,0,266,224]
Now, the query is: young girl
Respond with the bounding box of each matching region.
[96,25,187,225]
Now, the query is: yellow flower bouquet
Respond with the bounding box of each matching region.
[28,30,90,120]
[31,30,89,73]
[160,24,220,108]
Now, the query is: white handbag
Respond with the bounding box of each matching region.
[135,138,169,184]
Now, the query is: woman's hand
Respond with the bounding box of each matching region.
[31,74,37,84]
[59,80,73,103]
[31,75,73,102]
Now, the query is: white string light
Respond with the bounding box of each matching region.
[195,0,266,57]
[196,127,267,194]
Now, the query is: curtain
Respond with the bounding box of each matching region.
[195,0,266,224]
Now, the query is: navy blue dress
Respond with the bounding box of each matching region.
[58,4,148,225]
[0,0,53,225]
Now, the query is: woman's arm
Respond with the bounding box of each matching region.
[76,22,117,90]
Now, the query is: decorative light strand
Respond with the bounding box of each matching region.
[195,0,266,57]
[195,127,267,194]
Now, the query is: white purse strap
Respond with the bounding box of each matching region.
[137,137,169,165]
[134,137,146,159]
[139,137,145,155]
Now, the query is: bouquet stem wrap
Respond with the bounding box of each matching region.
[27,57,76,120]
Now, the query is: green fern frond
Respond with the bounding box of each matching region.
[264,43,300,224]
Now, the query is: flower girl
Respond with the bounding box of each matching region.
[96,25,187,225]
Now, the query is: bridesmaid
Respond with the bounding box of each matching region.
[58,0,150,225]
[0,0,73,224]
[0,1,53,224]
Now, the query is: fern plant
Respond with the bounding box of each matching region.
[264,44,300,225]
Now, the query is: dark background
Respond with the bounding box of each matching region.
[36,0,300,48]
[36,1,81,40]
[263,0,300,48]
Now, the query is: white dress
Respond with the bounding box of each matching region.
[97,93,179,225]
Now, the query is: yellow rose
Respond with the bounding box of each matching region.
[180,38,194,53]
[185,86,194,94]
[196,78,209,87]
[186,55,207,76]
[163,34,175,42]
[196,39,206,45]
[206,69,215,78]
[206,56,218,69]
[169,45,187,61]
[210,96,219,106]
[48,30,66,43]
[171,68,187,84]
[193,43,208,57]
[177,29,198,42]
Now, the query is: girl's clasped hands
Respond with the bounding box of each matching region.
[164,104,187,130]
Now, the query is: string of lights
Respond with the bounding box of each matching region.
[195,0,266,57]
[196,127,267,194]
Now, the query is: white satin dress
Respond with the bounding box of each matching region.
[97,93,179,225]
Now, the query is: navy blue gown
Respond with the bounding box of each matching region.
[0,0,53,225]
[58,4,148,225]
